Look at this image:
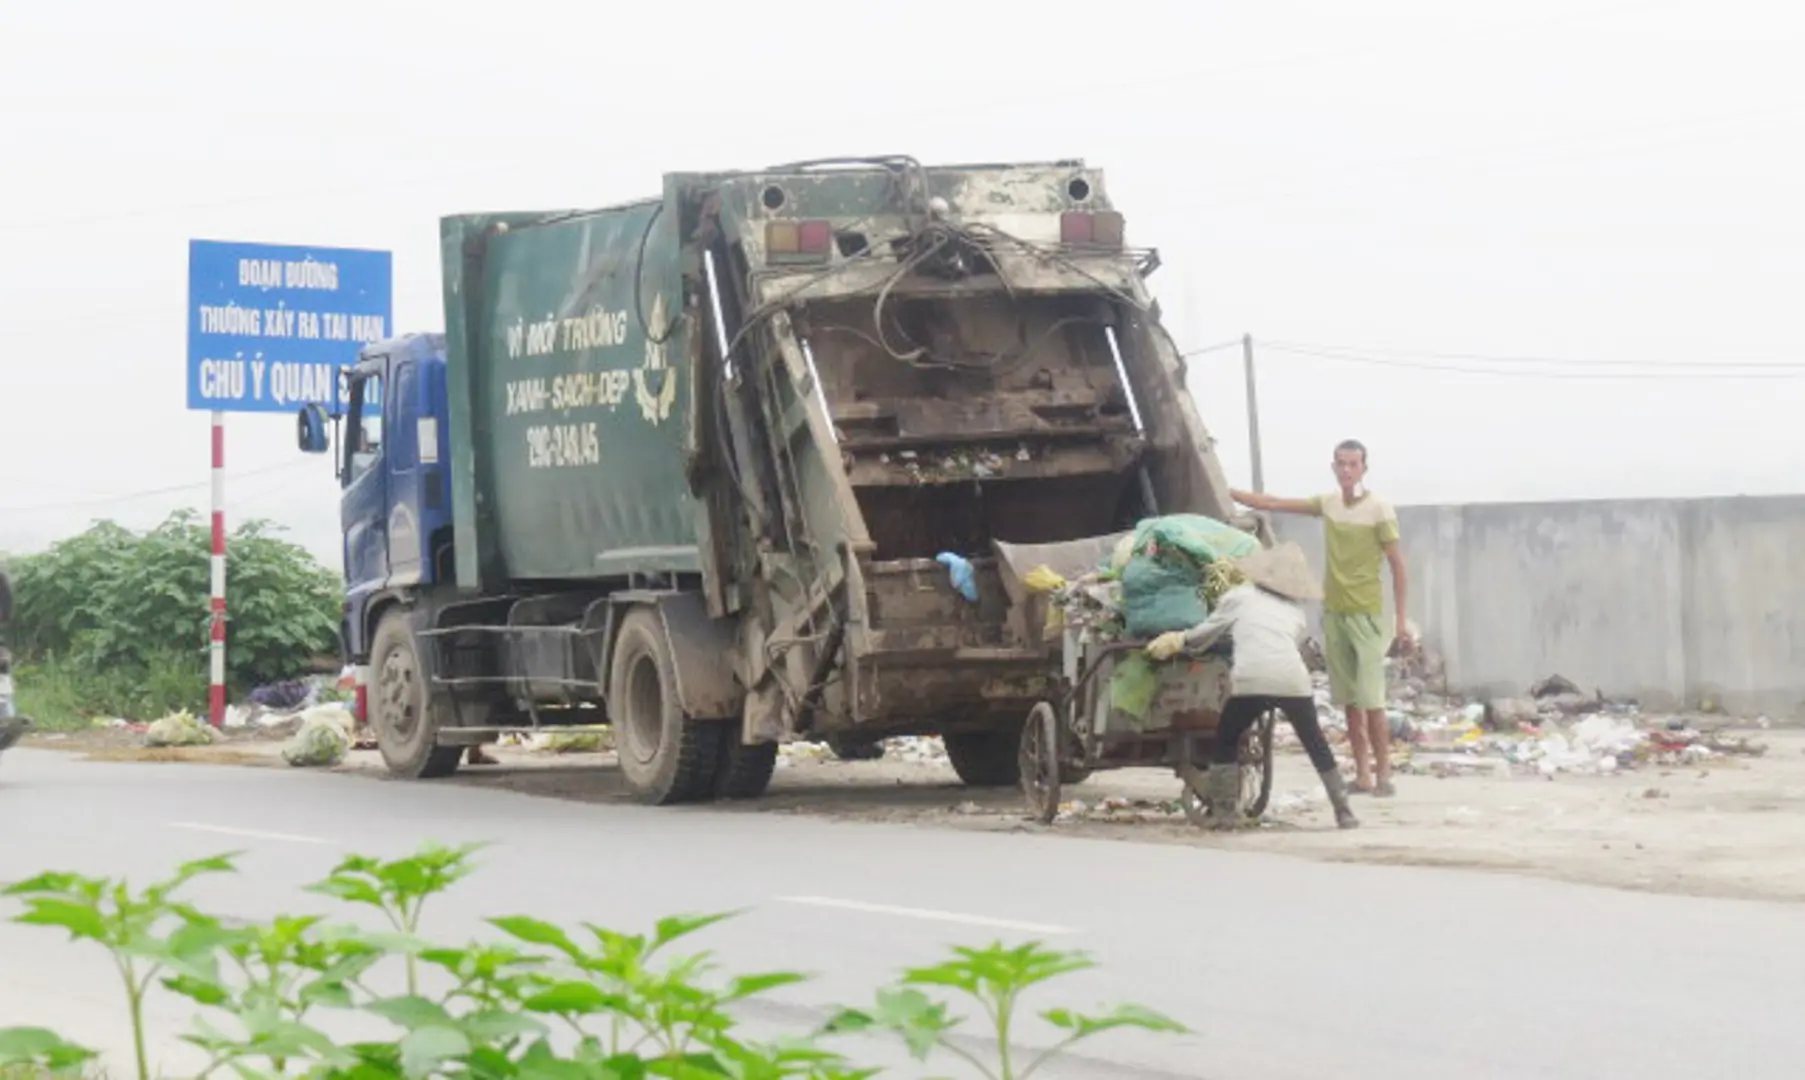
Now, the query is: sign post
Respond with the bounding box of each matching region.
[186,240,393,726]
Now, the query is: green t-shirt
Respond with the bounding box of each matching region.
[1307,492,1400,615]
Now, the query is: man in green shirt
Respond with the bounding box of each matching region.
[1230,439,1412,796]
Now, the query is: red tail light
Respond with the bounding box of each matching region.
[1060,211,1125,248]
[767,220,833,262]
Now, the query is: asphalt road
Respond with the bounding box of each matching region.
[3,747,1802,1080]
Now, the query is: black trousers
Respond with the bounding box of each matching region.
[1216,694,1337,774]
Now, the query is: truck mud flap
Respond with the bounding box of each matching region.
[608,591,741,722]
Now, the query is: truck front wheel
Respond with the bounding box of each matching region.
[369,611,464,779]
[609,609,721,805]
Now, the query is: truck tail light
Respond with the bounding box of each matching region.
[1060,210,1125,248]
[767,220,833,262]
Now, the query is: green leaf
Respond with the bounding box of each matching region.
[0,1026,97,1069]
[853,988,956,1059]
[722,970,810,1001]
[161,973,232,1006]
[651,911,737,950]
[13,899,110,942]
[364,995,457,1031]
[308,876,385,907]
[520,980,622,1015]
[399,1025,471,1079]
[296,977,356,1009]
[489,914,581,957]
[461,1009,550,1043]
[1042,1003,1189,1039]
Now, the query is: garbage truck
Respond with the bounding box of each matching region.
[297,155,1254,804]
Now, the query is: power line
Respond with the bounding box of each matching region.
[1180,338,1243,358]
[0,459,313,514]
[1265,338,1805,370]
[1261,341,1805,380]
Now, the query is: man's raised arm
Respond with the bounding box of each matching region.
[1230,489,1321,517]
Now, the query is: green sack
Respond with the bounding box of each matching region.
[1108,652,1163,721]
[1121,556,1210,638]
[1131,513,1260,566]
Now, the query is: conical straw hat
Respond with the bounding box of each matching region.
[1232,541,1322,603]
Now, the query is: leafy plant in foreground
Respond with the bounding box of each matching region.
[0,843,1186,1079]
[827,943,1185,1080]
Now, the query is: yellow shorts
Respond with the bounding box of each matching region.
[1323,611,1391,710]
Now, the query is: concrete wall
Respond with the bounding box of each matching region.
[1272,495,1805,719]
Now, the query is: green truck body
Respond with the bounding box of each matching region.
[339,156,1252,804]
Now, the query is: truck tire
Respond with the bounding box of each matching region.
[369,611,464,779]
[715,736,778,800]
[943,729,1021,787]
[609,608,721,805]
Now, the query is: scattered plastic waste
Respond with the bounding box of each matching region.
[935,552,979,602]
[282,710,350,767]
[144,709,214,748]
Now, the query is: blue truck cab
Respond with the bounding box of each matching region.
[299,333,455,666]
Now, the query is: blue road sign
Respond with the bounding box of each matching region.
[187,240,393,413]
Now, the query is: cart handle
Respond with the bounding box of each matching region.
[1068,638,1231,696]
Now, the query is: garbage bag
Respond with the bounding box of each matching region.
[1131,514,1261,567]
[282,714,350,767]
[145,709,214,747]
[1121,556,1211,638]
[1118,514,1261,639]
[1108,652,1163,721]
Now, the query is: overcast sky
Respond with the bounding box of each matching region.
[3,1,1800,566]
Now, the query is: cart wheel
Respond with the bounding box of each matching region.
[1240,709,1278,818]
[1018,702,1062,825]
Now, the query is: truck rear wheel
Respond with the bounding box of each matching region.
[944,728,1022,787]
[370,610,464,779]
[715,736,778,800]
[610,609,721,804]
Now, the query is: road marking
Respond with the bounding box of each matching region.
[774,896,1077,936]
[168,822,331,846]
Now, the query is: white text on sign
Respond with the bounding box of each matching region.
[525,423,602,469]
[197,303,384,343]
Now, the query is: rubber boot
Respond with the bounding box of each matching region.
[1319,769,1361,830]
[1204,764,1249,831]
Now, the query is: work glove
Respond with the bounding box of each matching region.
[1146,631,1188,662]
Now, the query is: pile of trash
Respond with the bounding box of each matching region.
[280,703,355,767]
[1016,514,1261,724]
[1289,662,1772,779]
[1028,514,1259,645]
[144,709,215,748]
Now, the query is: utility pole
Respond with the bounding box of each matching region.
[1242,333,1265,493]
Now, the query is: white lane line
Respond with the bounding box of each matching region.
[167,822,331,846]
[775,896,1078,936]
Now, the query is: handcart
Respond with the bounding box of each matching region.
[1015,630,1275,826]
[991,535,1276,828]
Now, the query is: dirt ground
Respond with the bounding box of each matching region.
[22,723,1805,905]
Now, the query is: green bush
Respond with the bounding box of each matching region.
[6,511,339,727]
[0,843,1184,1080]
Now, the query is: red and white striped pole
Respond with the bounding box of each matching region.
[208,410,227,728]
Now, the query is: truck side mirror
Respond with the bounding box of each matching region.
[297,404,331,454]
